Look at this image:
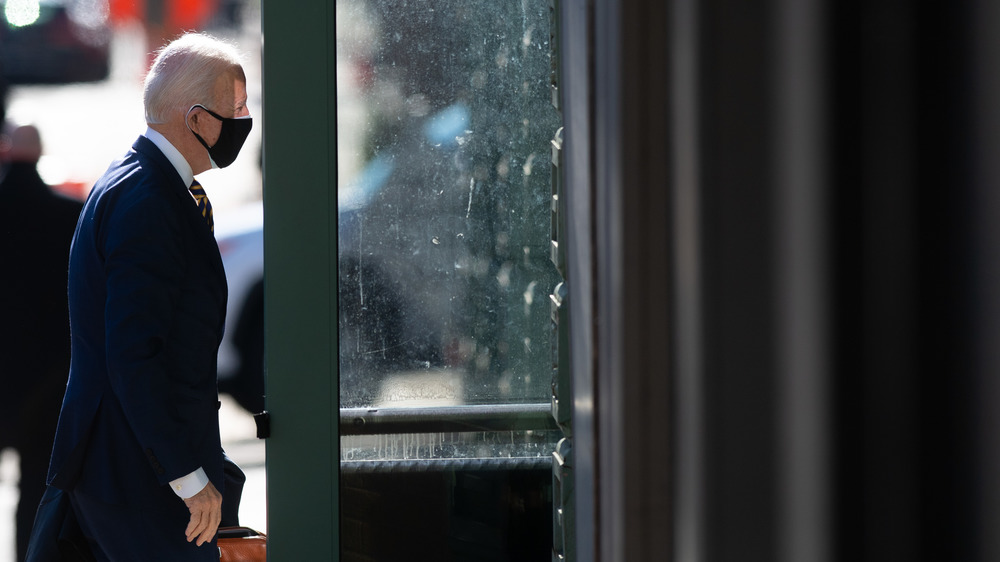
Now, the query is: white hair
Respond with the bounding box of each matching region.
[143,33,246,124]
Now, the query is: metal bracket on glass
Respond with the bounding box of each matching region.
[550,0,561,110]
[550,127,565,273]
[552,437,574,560]
[550,281,571,435]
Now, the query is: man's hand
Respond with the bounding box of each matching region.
[183,481,223,546]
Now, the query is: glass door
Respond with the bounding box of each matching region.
[335,1,563,559]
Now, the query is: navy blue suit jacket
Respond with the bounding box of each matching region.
[47,135,228,509]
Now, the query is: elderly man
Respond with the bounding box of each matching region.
[43,33,252,560]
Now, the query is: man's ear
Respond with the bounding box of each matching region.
[187,107,201,132]
[187,106,211,136]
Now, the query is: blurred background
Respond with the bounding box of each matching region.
[2,0,263,209]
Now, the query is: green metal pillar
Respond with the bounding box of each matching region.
[262,0,339,559]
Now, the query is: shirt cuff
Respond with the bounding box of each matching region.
[169,467,209,499]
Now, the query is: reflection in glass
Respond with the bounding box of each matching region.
[337,0,560,409]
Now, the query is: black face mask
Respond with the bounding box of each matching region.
[187,104,252,168]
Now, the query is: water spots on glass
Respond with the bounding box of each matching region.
[337,0,561,409]
[522,152,536,176]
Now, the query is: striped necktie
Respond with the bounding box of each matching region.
[189,179,214,233]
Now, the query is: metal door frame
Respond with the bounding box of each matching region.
[261,1,340,559]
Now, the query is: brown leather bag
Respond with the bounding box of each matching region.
[218,527,267,562]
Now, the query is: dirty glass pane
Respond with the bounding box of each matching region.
[336,0,560,409]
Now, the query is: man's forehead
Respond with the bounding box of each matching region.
[234,81,248,103]
[212,75,247,105]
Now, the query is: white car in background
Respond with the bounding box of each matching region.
[215,200,265,414]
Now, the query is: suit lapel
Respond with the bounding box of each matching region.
[131,136,227,286]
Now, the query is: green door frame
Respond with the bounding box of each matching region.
[261,1,340,559]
